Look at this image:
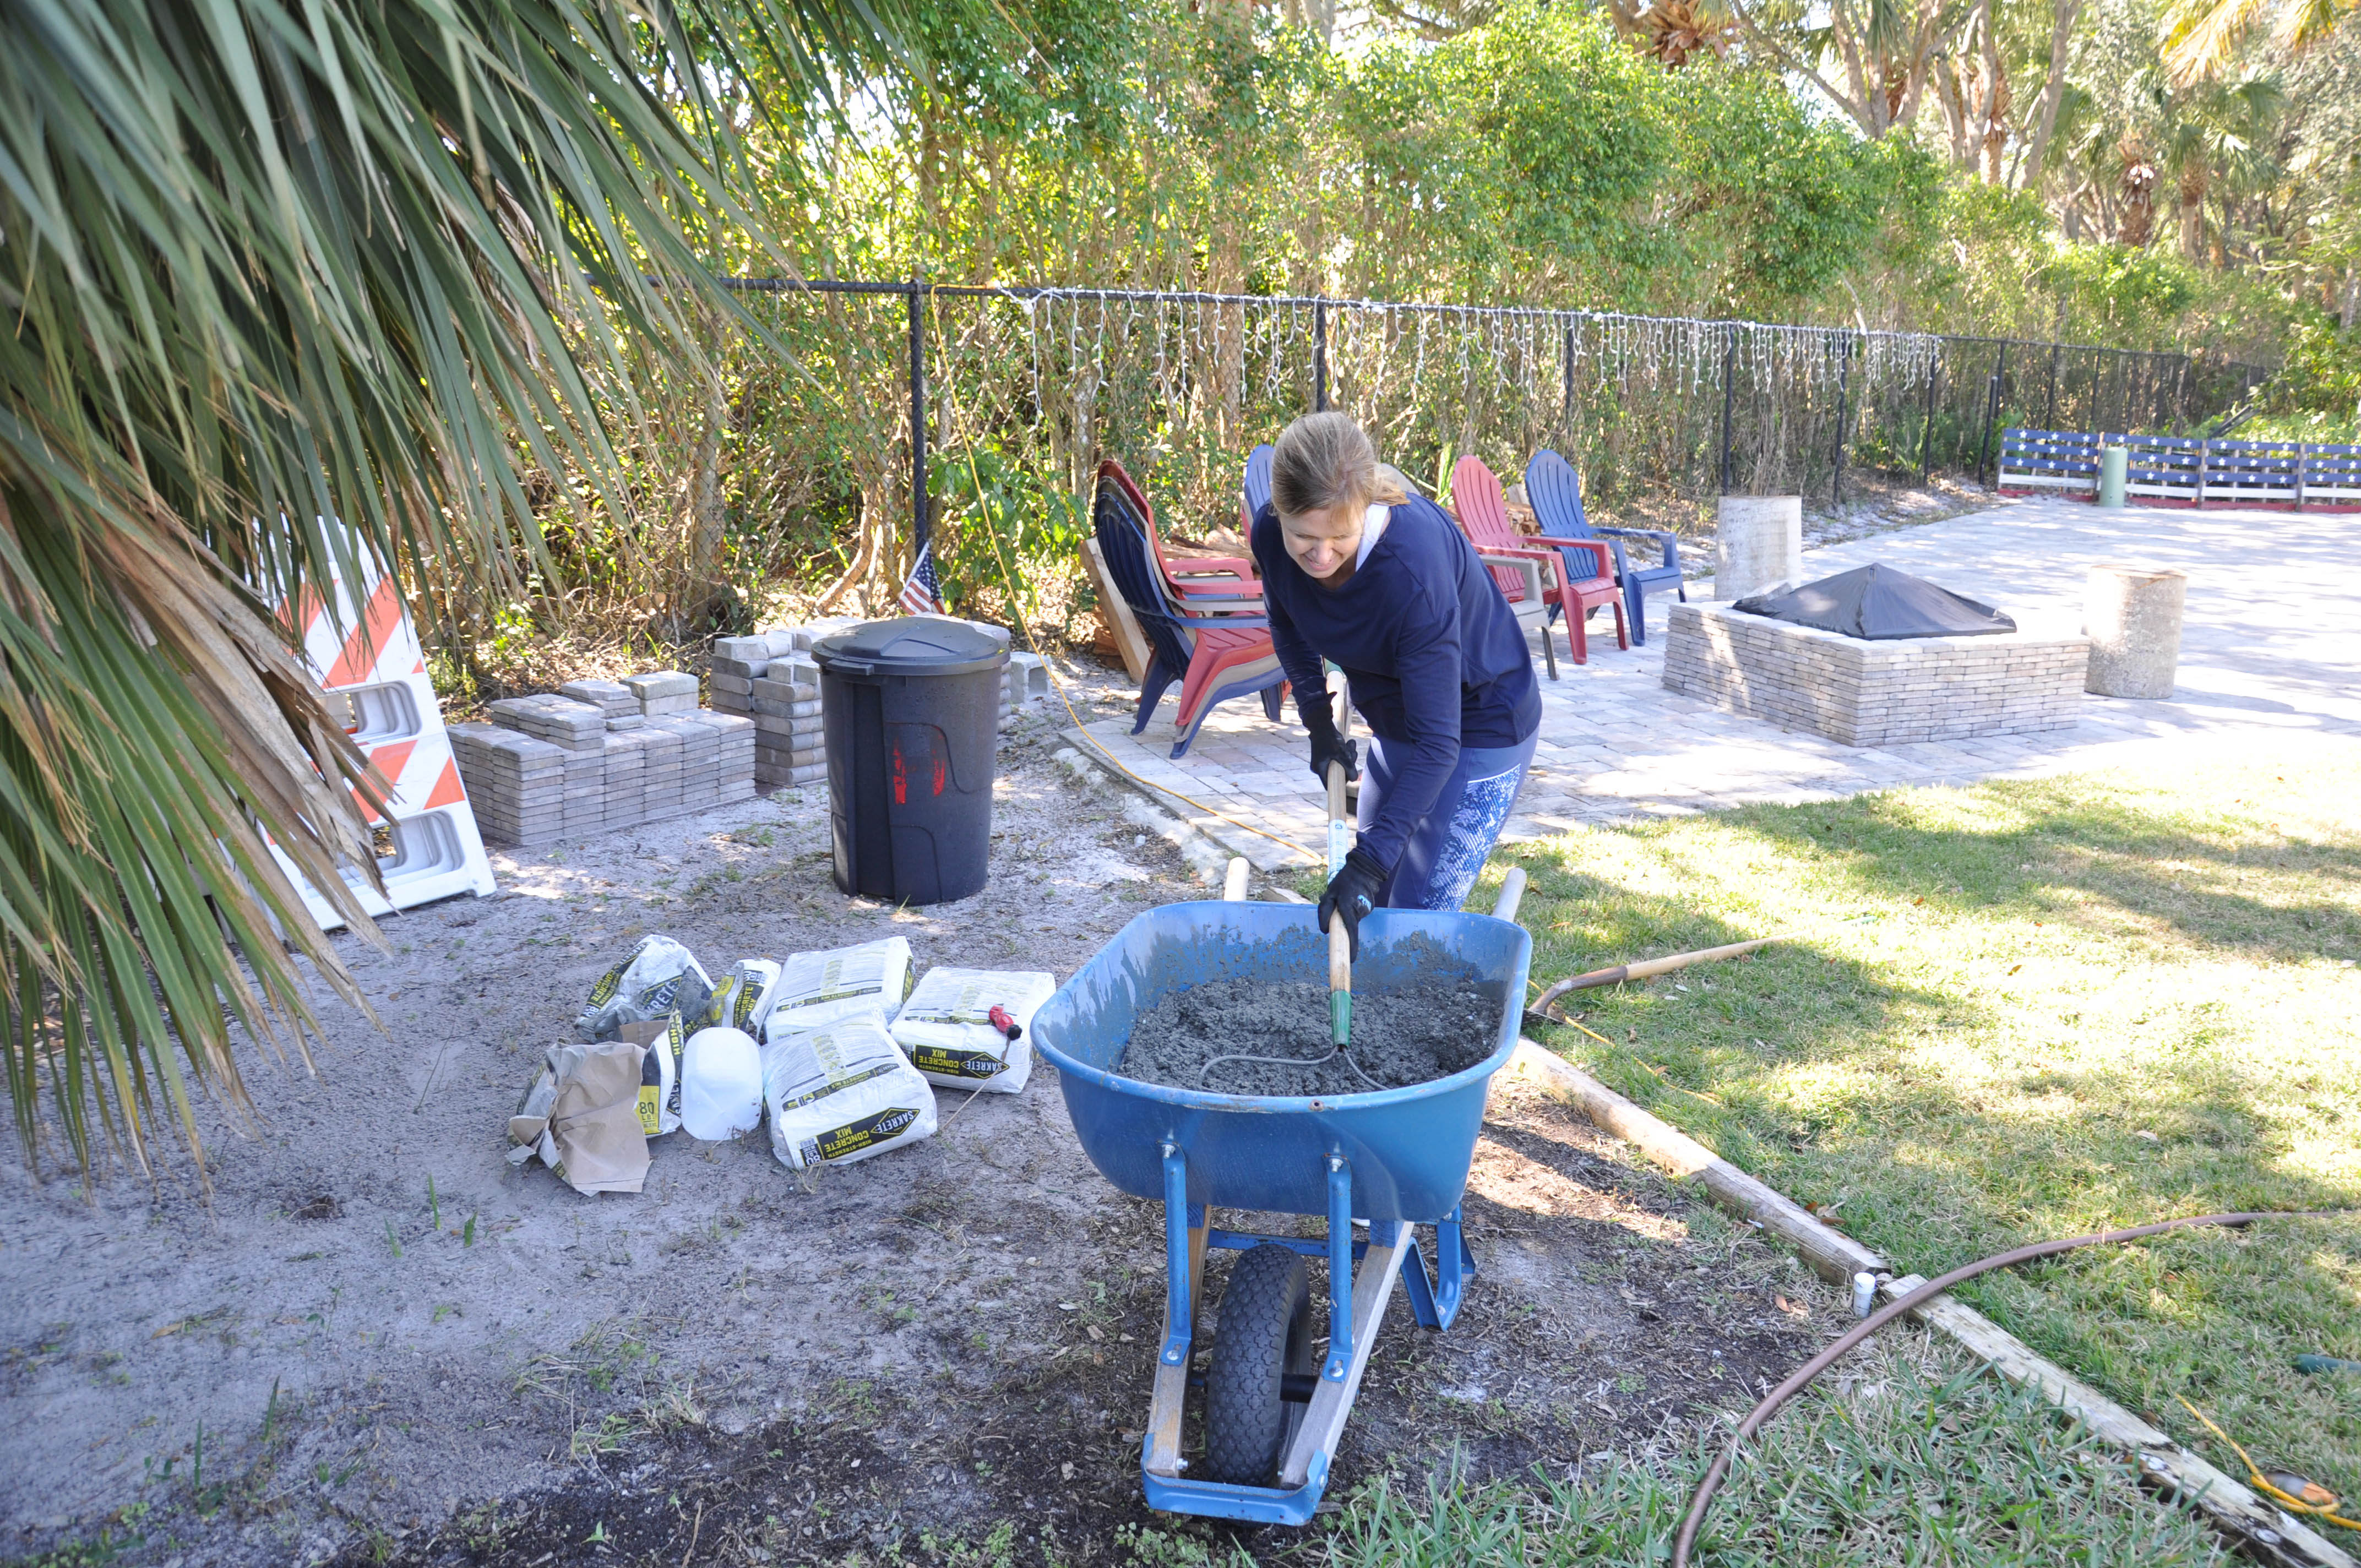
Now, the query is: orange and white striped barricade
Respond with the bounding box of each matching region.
[279,557,497,928]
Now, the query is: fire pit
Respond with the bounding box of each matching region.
[1661,565,2088,748]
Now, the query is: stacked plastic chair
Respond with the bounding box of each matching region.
[1094,459,1288,759]
[1102,459,1260,607]
[1239,443,1274,533]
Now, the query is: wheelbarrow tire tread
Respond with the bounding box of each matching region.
[1203,1244,1313,1487]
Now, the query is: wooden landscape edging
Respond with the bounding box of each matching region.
[1505,1042,2356,1568]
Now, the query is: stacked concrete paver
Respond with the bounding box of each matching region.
[453,672,754,847]
[558,679,635,720]
[467,619,1045,827]
[709,629,826,790]
[448,724,567,846]
[626,671,698,716]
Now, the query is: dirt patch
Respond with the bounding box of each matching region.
[312,1075,1843,1566]
[1,660,1849,1566]
[1120,966,1496,1096]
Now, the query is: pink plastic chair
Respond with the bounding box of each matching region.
[1450,455,1624,667]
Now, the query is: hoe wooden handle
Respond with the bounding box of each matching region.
[1326,761,1352,994]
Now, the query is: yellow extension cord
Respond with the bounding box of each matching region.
[2177,1397,2360,1532]
[924,297,1319,867]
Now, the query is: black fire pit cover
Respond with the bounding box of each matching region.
[1733,563,2016,640]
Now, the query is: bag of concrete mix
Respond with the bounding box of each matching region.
[760,1011,937,1169]
[615,1010,685,1136]
[704,958,783,1036]
[765,938,911,1032]
[506,1040,651,1196]
[891,967,1057,1093]
[577,934,713,1041]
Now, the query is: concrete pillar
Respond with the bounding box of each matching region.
[1715,496,1803,601]
[2083,563,2185,698]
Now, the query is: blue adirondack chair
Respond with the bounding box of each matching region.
[1524,450,1687,645]
[1095,460,1287,759]
[1240,443,1273,532]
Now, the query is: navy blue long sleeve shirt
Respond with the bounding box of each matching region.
[1250,493,1542,872]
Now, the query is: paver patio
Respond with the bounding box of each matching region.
[1068,497,2361,872]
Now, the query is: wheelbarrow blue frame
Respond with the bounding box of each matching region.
[1032,880,1530,1526]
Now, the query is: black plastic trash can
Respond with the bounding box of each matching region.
[812,619,1008,905]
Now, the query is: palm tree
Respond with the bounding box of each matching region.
[2162,0,2355,84]
[0,0,895,1174]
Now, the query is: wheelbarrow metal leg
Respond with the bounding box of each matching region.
[1146,1144,1207,1479]
[1279,1219,1409,1490]
[1401,1205,1477,1331]
[1323,1155,1353,1382]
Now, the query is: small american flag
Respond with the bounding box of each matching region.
[897,541,944,616]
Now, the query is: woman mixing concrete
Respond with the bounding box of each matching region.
[1248,412,1542,957]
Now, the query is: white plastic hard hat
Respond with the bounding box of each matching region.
[678,1026,764,1140]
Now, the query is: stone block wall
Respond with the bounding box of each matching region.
[1661,602,2088,748]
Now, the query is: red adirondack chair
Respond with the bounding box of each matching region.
[1450,455,1625,666]
[1103,461,1260,608]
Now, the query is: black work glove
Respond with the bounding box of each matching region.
[1318,847,1388,962]
[1303,704,1359,787]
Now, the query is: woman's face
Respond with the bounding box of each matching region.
[1277,500,1365,582]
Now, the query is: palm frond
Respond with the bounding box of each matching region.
[2267,0,2355,50]
[0,0,899,1175]
[2161,0,2272,84]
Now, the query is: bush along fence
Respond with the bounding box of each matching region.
[702,279,2271,616]
[2001,429,2361,508]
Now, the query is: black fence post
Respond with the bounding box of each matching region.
[1977,342,2008,489]
[2044,342,2060,431]
[1313,296,1329,412]
[1830,334,1854,504]
[1718,326,1738,495]
[908,274,929,565]
[1919,350,1940,482]
[1563,324,1577,436]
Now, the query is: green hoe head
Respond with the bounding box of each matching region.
[1330,988,1351,1047]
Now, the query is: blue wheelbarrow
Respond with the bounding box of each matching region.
[1031,870,1530,1526]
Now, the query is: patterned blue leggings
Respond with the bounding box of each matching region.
[1357,733,1538,911]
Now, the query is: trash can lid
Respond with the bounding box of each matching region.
[812,618,1010,677]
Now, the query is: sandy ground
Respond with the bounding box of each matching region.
[2,680,1846,1567]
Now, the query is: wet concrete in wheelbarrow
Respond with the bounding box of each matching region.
[320,1074,1846,1567]
[1119,966,1497,1096]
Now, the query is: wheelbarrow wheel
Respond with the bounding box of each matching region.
[1203,1244,1314,1486]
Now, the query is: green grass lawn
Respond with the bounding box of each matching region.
[1320,1342,2227,1567]
[1482,739,2361,1517]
